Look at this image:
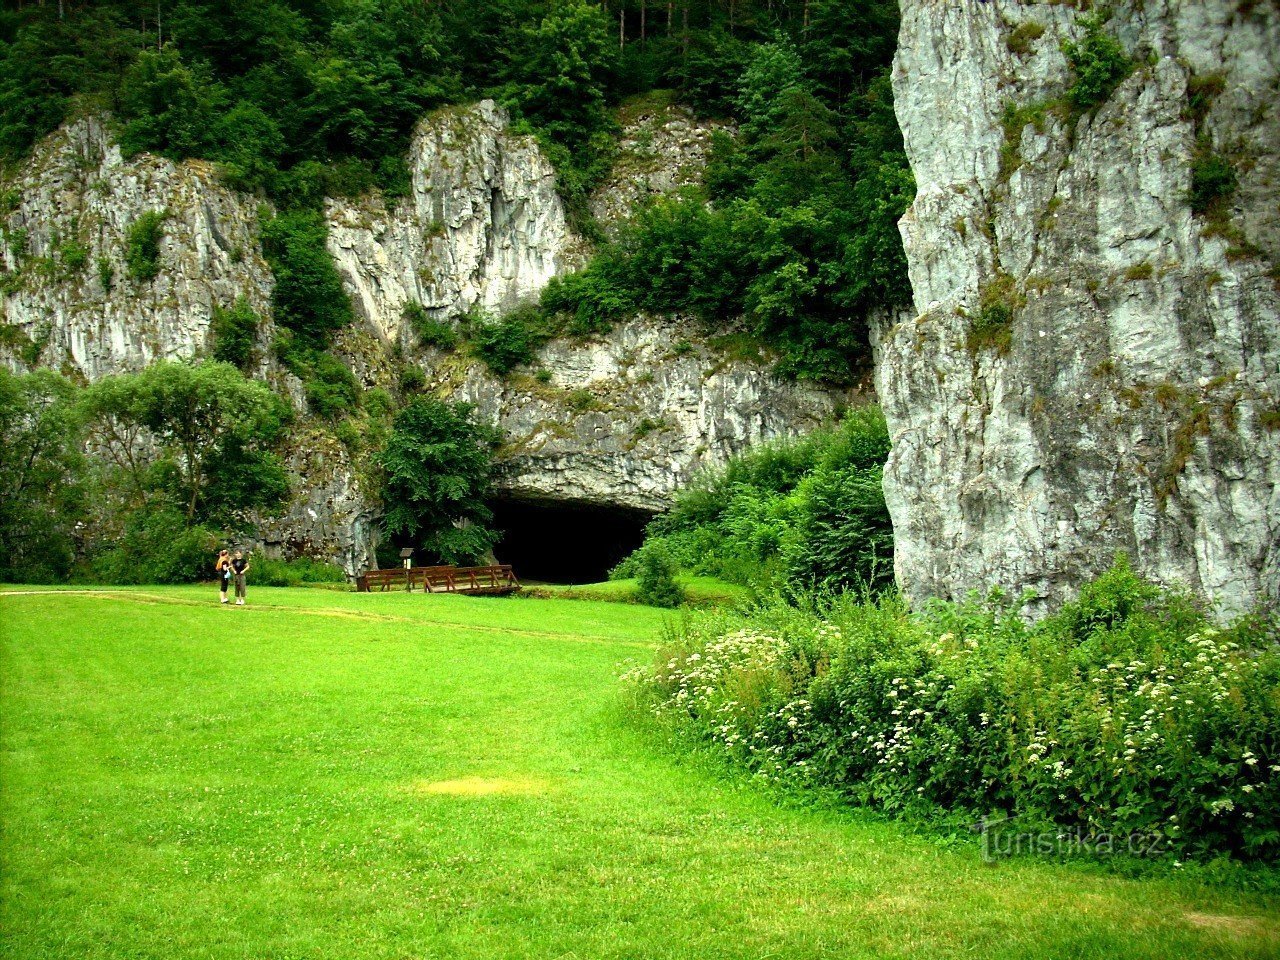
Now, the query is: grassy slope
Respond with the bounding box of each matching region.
[1,587,1277,959]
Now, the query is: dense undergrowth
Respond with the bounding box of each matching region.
[613,405,893,593]
[626,559,1280,864]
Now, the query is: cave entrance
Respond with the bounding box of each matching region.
[490,498,653,584]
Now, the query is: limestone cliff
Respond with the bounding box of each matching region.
[445,316,842,513]
[883,0,1279,616]
[326,100,584,342]
[1,101,847,574]
[0,115,274,380]
[588,97,732,235]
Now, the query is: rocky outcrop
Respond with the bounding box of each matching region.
[589,97,732,234]
[0,115,274,380]
[252,428,379,576]
[449,315,848,512]
[326,100,583,344]
[883,0,1279,616]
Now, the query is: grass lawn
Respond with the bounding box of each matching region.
[1,586,1277,959]
[521,575,750,606]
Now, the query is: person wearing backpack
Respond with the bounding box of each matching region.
[215,550,232,604]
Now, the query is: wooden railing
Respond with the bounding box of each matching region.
[356,564,520,595]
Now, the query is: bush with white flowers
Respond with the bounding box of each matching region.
[626,559,1280,861]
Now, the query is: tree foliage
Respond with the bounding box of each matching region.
[540,24,911,382]
[1,0,910,383]
[260,210,352,346]
[0,362,294,583]
[124,210,168,283]
[377,398,501,565]
[210,298,261,370]
[0,368,85,582]
[1062,16,1134,113]
[81,360,290,525]
[634,543,686,608]
[615,407,893,591]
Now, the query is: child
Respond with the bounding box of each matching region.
[215,550,232,604]
[231,550,251,606]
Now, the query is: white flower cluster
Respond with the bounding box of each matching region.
[637,629,791,717]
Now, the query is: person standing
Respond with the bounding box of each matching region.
[216,549,232,604]
[231,550,251,606]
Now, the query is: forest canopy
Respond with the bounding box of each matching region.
[0,0,911,379]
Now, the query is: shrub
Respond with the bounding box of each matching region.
[540,266,634,336]
[782,463,894,592]
[635,544,686,608]
[260,210,352,347]
[1062,16,1134,113]
[967,275,1022,354]
[6,226,29,258]
[616,407,892,592]
[58,238,88,274]
[1186,71,1226,128]
[626,559,1280,862]
[398,363,426,393]
[97,256,114,292]
[210,299,260,370]
[566,388,598,412]
[465,307,551,376]
[1190,147,1237,215]
[124,210,167,283]
[303,351,361,420]
[88,507,220,584]
[1007,21,1046,57]
[250,552,348,587]
[404,302,457,350]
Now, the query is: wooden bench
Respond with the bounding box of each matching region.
[356,565,520,596]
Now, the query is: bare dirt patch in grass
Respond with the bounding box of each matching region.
[1184,911,1278,941]
[407,776,550,797]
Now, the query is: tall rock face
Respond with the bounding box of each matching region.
[0,116,275,380]
[448,316,844,513]
[326,100,583,342]
[324,101,839,516]
[883,0,1279,616]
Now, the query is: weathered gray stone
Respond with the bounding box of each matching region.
[448,314,850,513]
[326,100,585,345]
[251,428,379,576]
[883,0,1280,617]
[589,99,732,235]
[0,115,275,380]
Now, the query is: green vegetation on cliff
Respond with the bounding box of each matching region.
[615,406,894,593]
[1,0,910,382]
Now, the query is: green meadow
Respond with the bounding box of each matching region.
[1,587,1277,959]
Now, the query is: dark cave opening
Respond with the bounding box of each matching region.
[490,498,653,584]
